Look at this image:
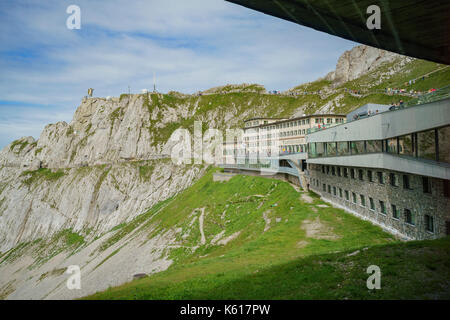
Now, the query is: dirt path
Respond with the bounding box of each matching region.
[198,208,206,245]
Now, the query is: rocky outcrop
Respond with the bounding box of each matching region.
[326,45,404,85]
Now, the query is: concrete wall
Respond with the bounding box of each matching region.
[307,98,450,142]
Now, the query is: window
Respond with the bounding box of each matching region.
[368,170,373,182]
[379,201,386,215]
[399,134,414,156]
[337,142,349,156]
[323,184,326,192]
[403,175,411,189]
[422,177,431,194]
[358,169,364,181]
[337,167,341,177]
[438,126,450,163]
[444,180,450,198]
[351,169,355,179]
[322,165,325,173]
[360,195,366,207]
[352,192,357,204]
[387,138,398,153]
[343,168,348,178]
[377,172,384,184]
[328,185,331,193]
[350,141,365,154]
[326,142,337,156]
[404,209,415,225]
[425,215,434,233]
[390,173,398,187]
[326,166,330,174]
[339,188,343,198]
[391,205,399,219]
[366,140,382,153]
[331,166,336,176]
[333,186,337,196]
[345,190,349,201]
[418,129,436,161]
[369,198,375,210]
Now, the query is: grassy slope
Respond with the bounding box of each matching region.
[84,169,450,300]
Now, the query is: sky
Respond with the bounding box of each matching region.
[0,0,356,149]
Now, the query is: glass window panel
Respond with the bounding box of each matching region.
[308,143,316,158]
[438,126,450,163]
[350,141,365,154]
[316,143,325,157]
[326,142,337,156]
[366,140,382,153]
[399,134,414,156]
[387,138,398,153]
[337,142,349,156]
[418,129,436,161]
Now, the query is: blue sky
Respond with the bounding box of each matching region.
[0,0,356,148]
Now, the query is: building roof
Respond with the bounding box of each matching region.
[244,113,346,129]
[244,117,286,122]
[226,0,450,64]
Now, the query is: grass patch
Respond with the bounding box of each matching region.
[85,168,450,300]
[21,168,65,186]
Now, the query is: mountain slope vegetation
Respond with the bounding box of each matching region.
[85,169,450,300]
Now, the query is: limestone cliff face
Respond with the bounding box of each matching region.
[326,45,403,85]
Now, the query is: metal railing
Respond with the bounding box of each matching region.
[404,85,450,107]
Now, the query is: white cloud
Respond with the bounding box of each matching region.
[0,0,356,148]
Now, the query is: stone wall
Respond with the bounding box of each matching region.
[307,164,450,240]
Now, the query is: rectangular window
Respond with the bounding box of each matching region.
[322,165,325,173]
[377,172,384,184]
[326,166,330,174]
[403,175,411,189]
[379,201,386,215]
[398,134,414,156]
[360,195,366,207]
[422,177,431,194]
[418,129,436,161]
[404,209,414,225]
[366,140,382,153]
[350,141,365,154]
[351,169,355,179]
[369,198,375,210]
[358,169,364,181]
[391,205,399,219]
[444,180,450,198]
[425,215,434,233]
[333,186,337,196]
[390,173,398,187]
[345,190,349,201]
[352,192,357,204]
[368,170,373,182]
[316,143,325,157]
[326,142,337,156]
[337,167,341,177]
[337,142,349,156]
[328,185,331,193]
[339,188,343,198]
[331,166,336,176]
[343,168,348,178]
[323,184,326,192]
[387,138,398,153]
[438,126,450,163]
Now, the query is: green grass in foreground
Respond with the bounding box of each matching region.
[82,168,450,300]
